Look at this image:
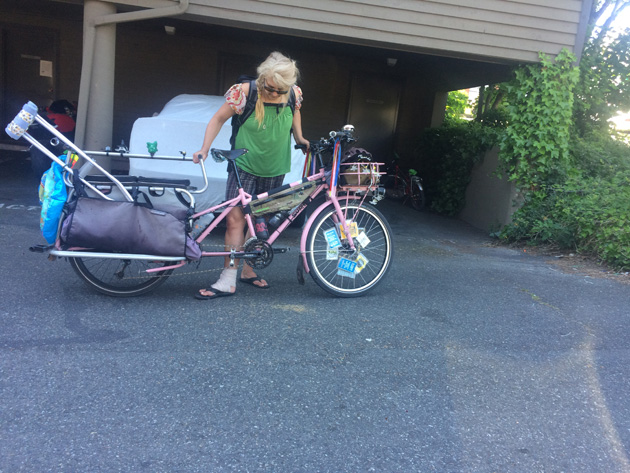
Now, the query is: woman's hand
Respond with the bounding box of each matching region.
[192,150,208,163]
[295,136,310,154]
[291,109,309,153]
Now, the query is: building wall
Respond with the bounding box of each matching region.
[0,3,427,158]
[0,4,83,125]
[1,0,591,165]
[1,0,592,229]
[185,0,591,63]
[112,21,438,158]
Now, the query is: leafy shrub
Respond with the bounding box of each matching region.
[444,90,469,123]
[501,170,630,270]
[569,131,630,179]
[496,49,630,269]
[415,47,630,269]
[415,121,500,215]
[499,50,579,189]
[477,108,509,129]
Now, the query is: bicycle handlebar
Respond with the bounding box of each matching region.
[303,125,357,154]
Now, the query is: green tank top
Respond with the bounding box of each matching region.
[234,103,293,177]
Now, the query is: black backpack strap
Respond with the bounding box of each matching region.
[229,81,297,149]
[230,80,258,149]
[242,79,258,123]
[288,86,296,113]
[288,87,296,136]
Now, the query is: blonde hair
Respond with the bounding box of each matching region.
[254,52,299,126]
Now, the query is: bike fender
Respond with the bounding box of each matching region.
[300,195,354,273]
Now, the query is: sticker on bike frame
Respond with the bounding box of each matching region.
[324,228,342,249]
[354,253,369,273]
[356,231,370,248]
[337,268,356,279]
[326,247,339,260]
[338,257,357,273]
[338,221,359,239]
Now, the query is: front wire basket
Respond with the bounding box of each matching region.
[338,161,383,191]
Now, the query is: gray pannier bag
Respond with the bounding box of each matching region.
[60,196,202,260]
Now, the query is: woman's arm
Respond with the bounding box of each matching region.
[291,109,310,151]
[193,101,236,163]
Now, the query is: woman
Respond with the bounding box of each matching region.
[193,52,310,300]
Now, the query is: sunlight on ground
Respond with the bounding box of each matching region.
[446,336,630,470]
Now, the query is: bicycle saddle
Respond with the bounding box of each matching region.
[210,148,248,163]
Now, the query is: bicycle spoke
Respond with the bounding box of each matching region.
[306,203,393,297]
[70,256,173,297]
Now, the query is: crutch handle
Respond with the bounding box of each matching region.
[5,101,38,140]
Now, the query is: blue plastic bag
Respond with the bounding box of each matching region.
[39,161,67,244]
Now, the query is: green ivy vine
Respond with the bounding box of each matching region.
[499,49,579,190]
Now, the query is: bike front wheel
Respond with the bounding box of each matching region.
[69,256,174,297]
[305,202,393,297]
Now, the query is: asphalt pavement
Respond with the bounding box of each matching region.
[1,154,630,472]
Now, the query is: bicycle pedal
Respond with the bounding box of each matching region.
[29,244,52,253]
[272,247,290,254]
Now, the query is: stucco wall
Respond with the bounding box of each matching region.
[460,146,521,232]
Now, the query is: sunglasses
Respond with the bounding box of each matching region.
[263,81,289,95]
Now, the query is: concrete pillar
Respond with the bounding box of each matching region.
[430,91,448,128]
[460,146,521,232]
[80,1,117,167]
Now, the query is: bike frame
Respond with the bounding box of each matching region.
[392,165,412,196]
[148,166,364,275]
[386,161,423,202]
[6,101,380,279]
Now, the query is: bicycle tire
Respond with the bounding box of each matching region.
[69,256,173,297]
[305,202,393,297]
[410,179,425,210]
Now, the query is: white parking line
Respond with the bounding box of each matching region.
[0,203,41,211]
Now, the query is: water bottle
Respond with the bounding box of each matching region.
[268,211,289,229]
[191,213,215,238]
[255,216,269,239]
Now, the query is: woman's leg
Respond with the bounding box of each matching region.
[197,207,245,297]
[238,173,285,287]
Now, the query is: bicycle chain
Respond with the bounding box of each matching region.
[123,265,223,280]
[118,241,299,280]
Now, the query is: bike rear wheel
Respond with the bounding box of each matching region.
[69,256,173,297]
[410,179,425,210]
[305,202,393,297]
[383,174,405,200]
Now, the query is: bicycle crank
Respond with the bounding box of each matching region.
[243,237,274,269]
